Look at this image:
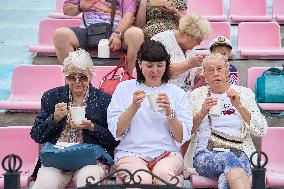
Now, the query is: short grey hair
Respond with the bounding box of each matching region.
[202,53,229,70]
[63,49,94,77]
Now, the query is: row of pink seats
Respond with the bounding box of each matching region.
[0,65,116,111]
[187,0,284,22]
[0,126,39,189]
[51,0,284,23]
[29,18,284,58]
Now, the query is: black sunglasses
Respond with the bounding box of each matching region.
[65,74,89,83]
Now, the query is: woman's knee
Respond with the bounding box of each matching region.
[123,27,144,43]
[53,27,77,47]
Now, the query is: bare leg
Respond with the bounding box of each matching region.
[226,168,251,189]
[53,27,80,63]
[122,27,144,74]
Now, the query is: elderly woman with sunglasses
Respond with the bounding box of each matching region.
[30,49,119,189]
[107,40,193,186]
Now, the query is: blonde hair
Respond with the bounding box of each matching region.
[202,53,229,70]
[63,49,94,77]
[179,13,211,41]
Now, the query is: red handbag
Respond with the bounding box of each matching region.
[99,56,135,95]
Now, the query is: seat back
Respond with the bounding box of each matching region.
[246,67,269,92]
[273,0,284,18]
[230,0,267,16]
[237,22,282,51]
[0,126,39,188]
[38,18,80,45]
[195,22,231,50]
[187,0,224,16]
[9,65,64,102]
[260,127,284,172]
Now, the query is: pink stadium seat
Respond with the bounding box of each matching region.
[187,0,226,21]
[191,175,218,188]
[230,0,272,22]
[260,127,284,187]
[0,126,39,188]
[49,0,82,19]
[273,0,284,23]
[194,22,231,56]
[246,67,284,111]
[28,18,80,54]
[238,22,284,57]
[0,65,65,111]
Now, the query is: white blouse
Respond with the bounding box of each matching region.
[107,80,193,162]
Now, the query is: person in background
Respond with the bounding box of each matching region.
[53,0,144,72]
[183,53,268,189]
[135,0,187,39]
[151,13,211,92]
[193,36,239,89]
[107,40,193,186]
[30,49,118,189]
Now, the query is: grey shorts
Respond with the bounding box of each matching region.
[70,27,125,51]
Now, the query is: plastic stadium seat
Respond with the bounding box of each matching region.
[0,65,65,111]
[28,18,80,54]
[49,0,82,19]
[187,0,226,21]
[247,67,284,111]
[194,22,231,55]
[191,175,218,188]
[238,22,284,57]
[0,126,39,189]
[273,0,284,23]
[261,127,284,187]
[230,0,272,22]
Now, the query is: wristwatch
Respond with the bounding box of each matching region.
[113,31,122,39]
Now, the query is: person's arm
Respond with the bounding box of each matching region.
[116,89,145,137]
[135,0,147,28]
[63,0,96,16]
[170,55,203,76]
[31,91,67,144]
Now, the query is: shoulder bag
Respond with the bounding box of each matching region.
[40,142,114,171]
[83,0,117,49]
[99,56,135,95]
[206,89,246,157]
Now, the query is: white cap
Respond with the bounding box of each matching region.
[209,36,232,51]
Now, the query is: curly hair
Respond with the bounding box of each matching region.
[179,13,211,41]
[202,53,229,71]
[63,49,94,77]
[136,40,171,83]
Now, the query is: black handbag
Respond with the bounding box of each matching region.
[83,0,117,49]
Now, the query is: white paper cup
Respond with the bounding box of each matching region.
[147,93,165,113]
[98,39,110,58]
[69,106,86,124]
[209,98,223,117]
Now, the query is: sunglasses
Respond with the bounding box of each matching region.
[65,74,89,83]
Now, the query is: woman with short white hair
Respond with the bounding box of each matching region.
[152,13,211,92]
[184,53,268,189]
[31,49,118,189]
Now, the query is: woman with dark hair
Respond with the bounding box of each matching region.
[107,40,193,186]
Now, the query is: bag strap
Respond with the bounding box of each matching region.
[82,0,117,31]
[262,67,284,76]
[102,56,133,80]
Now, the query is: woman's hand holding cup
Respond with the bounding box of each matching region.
[53,102,68,123]
[70,119,95,131]
[201,97,217,117]
[132,89,146,108]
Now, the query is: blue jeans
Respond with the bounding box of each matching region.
[193,150,251,189]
